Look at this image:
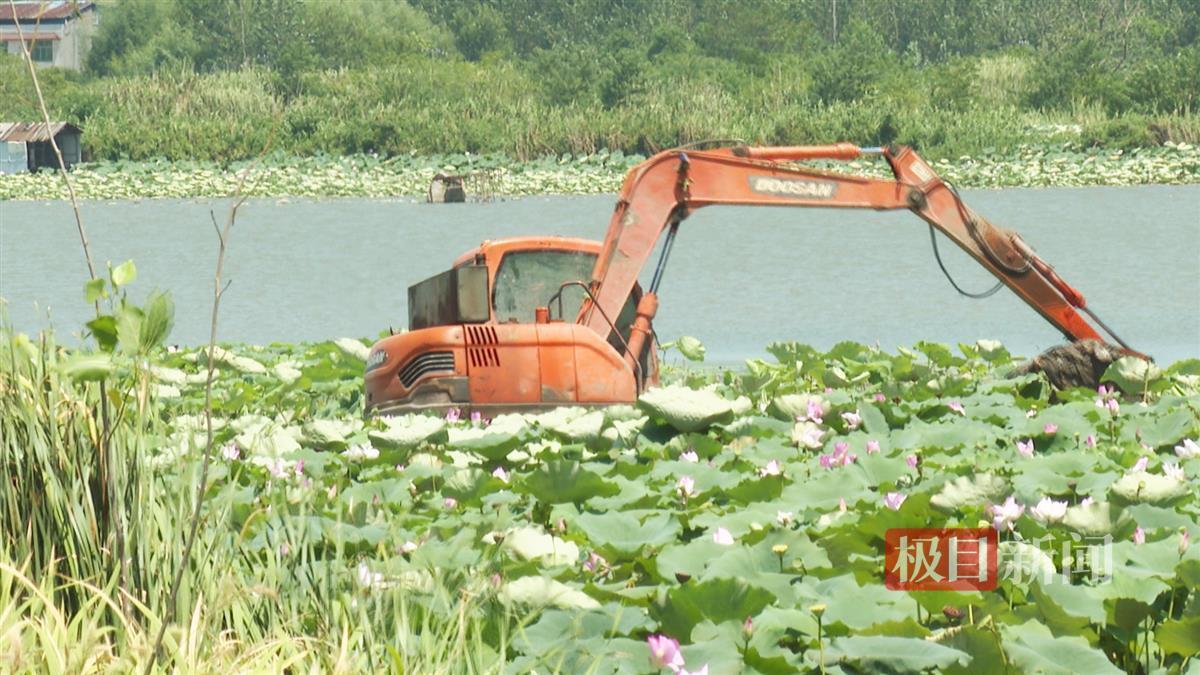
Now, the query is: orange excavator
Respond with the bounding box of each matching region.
[364,143,1141,416]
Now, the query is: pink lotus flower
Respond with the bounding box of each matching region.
[874,392,887,402]
[1085,435,1097,448]
[1130,456,1149,473]
[583,551,606,573]
[866,439,881,454]
[948,401,965,416]
[443,497,458,509]
[841,411,862,429]
[1175,438,1200,459]
[1133,526,1145,545]
[1043,423,1058,435]
[805,399,824,423]
[677,475,696,498]
[1080,496,1094,507]
[776,511,794,526]
[759,460,783,477]
[1180,530,1191,556]
[294,460,305,477]
[470,410,484,424]
[445,407,461,422]
[712,527,735,545]
[492,467,510,483]
[820,442,856,469]
[906,454,919,468]
[883,492,907,510]
[680,450,699,463]
[267,458,292,480]
[1017,439,1034,458]
[794,422,826,449]
[221,441,240,461]
[990,497,1025,530]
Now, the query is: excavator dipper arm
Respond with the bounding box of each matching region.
[579,143,1128,372]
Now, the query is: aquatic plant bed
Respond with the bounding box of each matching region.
[8,328,1197,671]
[1,142,1197,201]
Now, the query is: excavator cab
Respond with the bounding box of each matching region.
[365,237,654,417]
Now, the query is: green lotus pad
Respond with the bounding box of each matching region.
[500,576,599,610]
[1110,471,1190,504]
[638,385,751,432]
[369,415,447,449]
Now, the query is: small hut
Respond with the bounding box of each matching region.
[0,122,82,173]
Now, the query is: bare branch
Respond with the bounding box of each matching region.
[143,113,280,675]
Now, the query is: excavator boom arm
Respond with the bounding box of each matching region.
[581,144,1119,367]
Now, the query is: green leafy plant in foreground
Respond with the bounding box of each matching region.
[2,313,1199,671]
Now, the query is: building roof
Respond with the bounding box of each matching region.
[0,32,62,41]
[0,1,94,22]
[0,122,81,142]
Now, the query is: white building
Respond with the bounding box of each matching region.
[0,1,98,71]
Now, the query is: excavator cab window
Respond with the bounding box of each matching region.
[492,249,596,323]
[492,248,643,344]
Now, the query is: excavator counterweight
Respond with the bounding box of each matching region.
[365,144,1141,416]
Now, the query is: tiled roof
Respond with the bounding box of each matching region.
[0,122,81,142]
[0,1,95,22]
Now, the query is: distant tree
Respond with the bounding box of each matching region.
[448,4,510,61]
[87,0,199,75]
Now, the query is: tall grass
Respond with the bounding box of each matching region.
[0,326,523,671]
[3,55,1197,164]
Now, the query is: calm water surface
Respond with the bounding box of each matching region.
[2,186,1198,364]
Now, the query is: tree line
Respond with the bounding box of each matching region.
[0,0,1195,161]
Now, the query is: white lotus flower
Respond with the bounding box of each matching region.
[990,496,1025,531]
[1030,497,1068,523]
[712,527,735,545]
[342,442,380,461]
[1175,438,1200,459]
[1162,462,1185,481]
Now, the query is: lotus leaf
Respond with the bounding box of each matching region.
[370,415,446,449]
[503,527,579,567]
[1062,501,1130,537]
[638,385,742,432]
[334,337,370,361]
[500,576,599,610]
[1110,471,1189,504]
[930,474,1009,511]
[1000,620,1122,674]
[824,636,971,672]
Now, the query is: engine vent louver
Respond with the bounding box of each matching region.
[465,325,501,368]
[398,351,455,388]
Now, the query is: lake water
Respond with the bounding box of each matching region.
[2,186,1198,364]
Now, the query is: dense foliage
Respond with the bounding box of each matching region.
[0,0,1197,162]
[2,267,1198,671]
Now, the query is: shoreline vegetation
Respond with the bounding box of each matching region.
[4,321,1199,671]
[3,1,1197,201]
[3,142,1197,201]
